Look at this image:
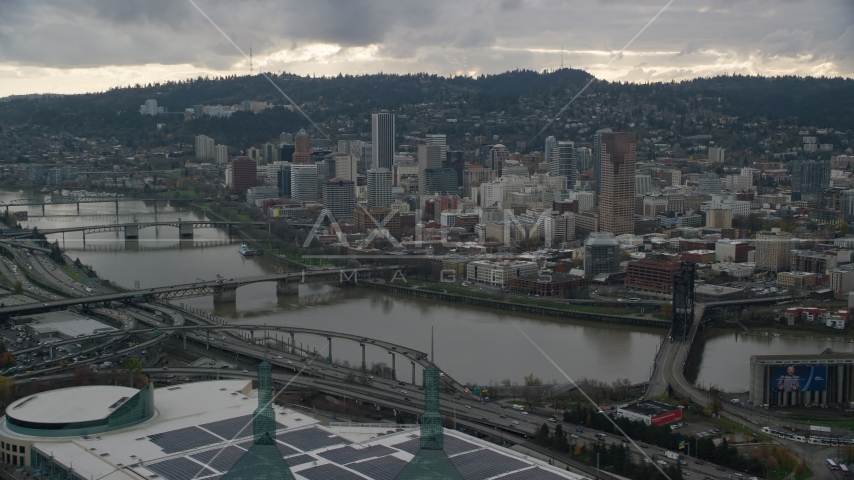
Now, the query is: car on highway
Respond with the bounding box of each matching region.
[716,467,726,471]
[404,397,411,402]
[162,367,169,371]
[242,369,249,373]
[511,420,519,425]
[500,414,506,418]
[547,417,556,423]
[656,460,666,465]
[464,405,471,409]
[694,461,704,465]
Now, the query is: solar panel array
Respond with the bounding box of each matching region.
[277,426,350,452]
[450,448,530,480]
[346,455,408,480]
[190,445,246,472]
[284,454,315,467]
[148,427,222,454]
[200,415,256,440]
[276,442,300,457]
[318,445,397,465]
[390,433,480,456]
[146,456,217,480]
[296,463,364,480]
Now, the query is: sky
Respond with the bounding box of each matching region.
[0,0,852,97]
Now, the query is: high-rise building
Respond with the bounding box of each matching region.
[423,169,459,196]
[337,140,350,155]
[195,135,215,161]
[489,144,510,173]
[367,168,393,208]
[635,174,652,195]
[584,232,621,277]
[290,164,318,202]
[577,146,592,171]
[293,128,312,164]
[549,140,576,188]
[789,160,830,195]
[599,132,636,235]
[592,127,613,192]
[262,143,279,164]
[322,178,356,222]
[425,134,447,165]
[706,209,733,228]
[230,157,257,192]
[371,112,395,170]
[213,144,229,165]
[418,145,443,194]
[755,229,793,272]
[698,172,722,194]
[275,162,292,197]
[139,99,164,116]
[708,147,725,163]
[333,154,358,182]
[279,144,295,163]
[544,136,557,172]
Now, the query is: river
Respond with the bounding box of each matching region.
[3,190,848,390]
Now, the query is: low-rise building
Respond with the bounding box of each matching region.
[466,260,538,287]
[624,258,680,294]
[615,401,682,426]
[681,249,716,263]
[777,271,817,290]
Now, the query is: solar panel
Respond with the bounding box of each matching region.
[190,446,247,473]
[146,457,217,480]
[200,415,286,440]
[391,434,480,456]
[347,455,408,480]
[148,427,222,454]
[276,441,300,457]
[318,445,397,465]
[284,454,315,467]
[450,448,529,480]
[497,467,571,479]
[276,426,349,452]
[296,463,364,480]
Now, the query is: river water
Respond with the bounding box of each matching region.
[4,190,849,390]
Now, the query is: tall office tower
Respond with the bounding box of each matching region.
[262,142,279,164]
[418,145,444,194]
[290,164,318,202]
[358,142,373,172]
[544,136,557,172]
[337,140,350,155]
[423,169,459,196]
[275,162,292,197]
[592,127,613,192]
[195,135,215,161]
[489,144,510,173]
[367,168,393,208]
[635,174,652,195]
[425,134,448,165]
[708,147,725,164]
[230,157,257,192]
[576,146,592,171]
[322,178,356,222]
[333,154,358,182]
[292,128,312,164]
[549,140,577,188]
[599,132,636,235]
[279,144,295,163]
[789,160,831,195]
[213,144,229,165]
[371,112,395,170]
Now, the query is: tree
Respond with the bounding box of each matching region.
[13,281,22,294]
[0,351,15,369]
[121,357,145,388]
[841,221,849,236]
[536,423,551,445]
[0,376,14,405]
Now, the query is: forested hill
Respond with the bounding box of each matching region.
[0,69,851,150]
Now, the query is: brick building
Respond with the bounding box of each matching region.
[624,258,680,294]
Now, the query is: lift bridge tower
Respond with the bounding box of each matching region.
[672,261,695,341]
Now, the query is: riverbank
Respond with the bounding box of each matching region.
[364,281,671,328]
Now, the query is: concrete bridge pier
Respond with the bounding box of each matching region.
[76,202,79,214]
[125,224,139,240]
[327,337,332,363]
[213,285,238,303]
[290,333,295,354]
[388,352,396,380]
[411,361,415,385]
[276,278,299,295]
[183,332,187,349]
[250,330,254,345]
[206,329,210,350]
[360,343,366,371]
[42,204,45,215]
[115,201,119,215]
[179,222,193,238]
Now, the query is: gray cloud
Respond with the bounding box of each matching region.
[0,0,850,96]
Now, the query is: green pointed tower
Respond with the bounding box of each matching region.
[222,361,295,480]
[395,363,462,479]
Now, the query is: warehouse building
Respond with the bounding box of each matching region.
[615,400,683,426]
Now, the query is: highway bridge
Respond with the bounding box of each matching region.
[0,265,405,316]
[6,220,269,240]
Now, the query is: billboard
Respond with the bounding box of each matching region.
[770,365,827,392]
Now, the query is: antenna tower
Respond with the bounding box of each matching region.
[561,45,564,69]
[250,43,254,76]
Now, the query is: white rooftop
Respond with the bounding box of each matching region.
[6,385,139,424]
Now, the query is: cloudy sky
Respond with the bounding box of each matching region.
[0,0,852,97]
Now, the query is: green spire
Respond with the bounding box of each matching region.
[254,361,275,445]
